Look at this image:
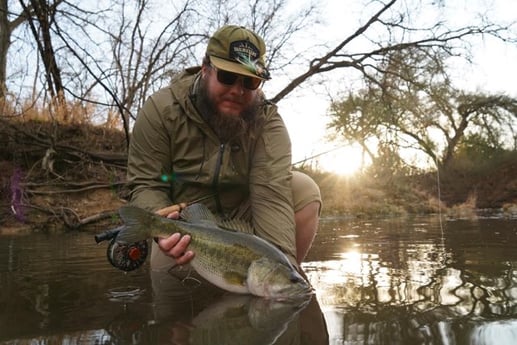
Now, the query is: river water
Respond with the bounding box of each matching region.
[1,215,516,344]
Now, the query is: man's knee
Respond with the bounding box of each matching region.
[292,171,322,215]
[292,171,321,263]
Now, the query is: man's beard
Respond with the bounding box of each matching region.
[197,78,260,143]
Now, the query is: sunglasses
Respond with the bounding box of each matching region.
[210,64,262,90]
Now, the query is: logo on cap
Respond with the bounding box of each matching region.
[229,40,260,61]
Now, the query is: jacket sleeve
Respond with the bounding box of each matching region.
[126,88,174,212]
[249,106,297,261]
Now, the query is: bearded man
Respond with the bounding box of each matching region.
[126,25,322,272]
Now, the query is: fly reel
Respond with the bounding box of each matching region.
[107,239,148,271]
[95,227,148,272]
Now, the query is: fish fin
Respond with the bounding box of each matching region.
[223,271,247,286]
[218,218,254,234]
[180,203,219,225]
[115,206,154,243]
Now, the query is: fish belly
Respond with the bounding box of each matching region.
[192,261,250,294]
[189,235,256,294]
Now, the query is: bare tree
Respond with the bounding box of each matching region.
[48,0,320,140]
[327,48,517,172]
[4,0,320,122]
[3,0,515,129]
[19,0,67,115]
[270,0,516,103]
[107,0,203,129]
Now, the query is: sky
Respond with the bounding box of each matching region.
[264,0,517,175]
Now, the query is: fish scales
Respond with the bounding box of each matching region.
[182,226,263,292]
[114,203,313,299]
[193,236,260,272]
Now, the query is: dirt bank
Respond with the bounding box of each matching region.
[1,119,516,231]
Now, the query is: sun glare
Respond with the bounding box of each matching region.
[318,145,365,176]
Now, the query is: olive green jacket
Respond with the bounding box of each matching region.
[126,67,296,259]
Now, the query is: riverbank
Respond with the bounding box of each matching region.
[1,119,516,232]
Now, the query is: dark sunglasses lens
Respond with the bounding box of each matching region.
[216,69,261,90]
[243,78,262,90]
[217,70,238,85]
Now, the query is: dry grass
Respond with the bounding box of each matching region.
[1,96,516,229]
[1,95,122,129]
[303,170,434,217]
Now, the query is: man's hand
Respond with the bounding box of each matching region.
[157,233,194,265]
[155,203,194,265]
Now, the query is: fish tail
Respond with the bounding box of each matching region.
[114,206,156,243]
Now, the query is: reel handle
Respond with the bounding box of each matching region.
[94,226,123,243]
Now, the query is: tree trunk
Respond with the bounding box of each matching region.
[0,1,33,100]
[21,0,67,119]
[0,0,9,99]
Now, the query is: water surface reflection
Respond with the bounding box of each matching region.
[0,216,516,344]
[303,217,517,344]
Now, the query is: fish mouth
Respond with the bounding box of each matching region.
[273,288,314,304]
[263,266,313,299]
[278,283,314,298]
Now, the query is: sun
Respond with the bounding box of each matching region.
[317,145,365,176]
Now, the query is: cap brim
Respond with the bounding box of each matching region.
[210,56,268,80]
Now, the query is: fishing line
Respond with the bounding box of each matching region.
[291,143,351,167]
[167,265,201,288]
[434,156,446,272]
[434,157,444,234]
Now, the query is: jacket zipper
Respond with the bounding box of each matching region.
[212,143,225,215]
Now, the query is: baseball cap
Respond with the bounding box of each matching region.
[206,25,271,80]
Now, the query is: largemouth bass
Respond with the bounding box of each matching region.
[114,203,313,300]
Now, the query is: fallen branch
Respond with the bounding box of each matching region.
[4,203,120,230]
[23,182,125,195]
[61,208,119,229]
[78,210,119,226]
